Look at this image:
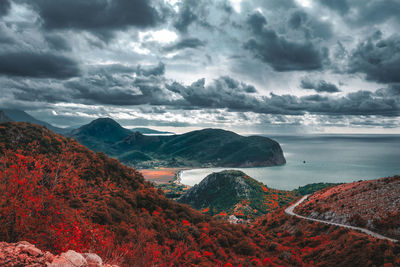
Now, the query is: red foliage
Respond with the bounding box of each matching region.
[0,122,399,266]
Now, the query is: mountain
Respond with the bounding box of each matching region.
[0,110,11,123]
[68,118,132,152]
[0,122,398,266]
[117,128,285,168]
[2,109,67,134]
[294,176,400,239]
[70,119,286,168]
[131,127,173,135]
[178,170,296,220]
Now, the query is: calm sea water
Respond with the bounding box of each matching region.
[180,134,400,190]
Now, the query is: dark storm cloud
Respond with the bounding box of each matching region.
[166,76,399,116]
[173,0,213,34]
[10,84,69,103]
[174,0,198,33]
[300,78,340,93]
[166,76,258,111]
[64,70,174,106]
[288,10,333,40]
[44,34,71,51]
[306,89,400,116]
[319,0,400,25]
[243,12,325,71]
[26,0,161,39]
[88,62,165,77]
[246,12,267,33]
[136,62,165,77]
[88,64,137,75]
[349,33,400,84]
[163,38,205,52]
[5,70,399,117]
[0,0,11,17]
[249,0,296,10]
[0,52,80,79]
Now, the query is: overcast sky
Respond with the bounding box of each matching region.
[0,0,399,134]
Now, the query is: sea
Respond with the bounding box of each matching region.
[179,134,400,190]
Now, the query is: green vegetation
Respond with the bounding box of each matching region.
[70,119,286,168]
[118,150,152,163]
[178,170,296,220]
[294,182,342,195]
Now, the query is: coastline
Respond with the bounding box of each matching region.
[139,167,190,186]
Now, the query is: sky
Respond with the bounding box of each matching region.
[0,0,399,134]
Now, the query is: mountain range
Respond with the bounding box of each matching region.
[0,110,286,169]
[0,108,174,137]
[1,109,68,134]
[69,118,286,168]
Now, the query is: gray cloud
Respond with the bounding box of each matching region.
[0,52,80,79]
[318,0,349,14]
[63,63,174,106]
[137,62,165,77]
[163,38,205,52]
[44,34,71,51]
[288,10,333,40]
[243,12,325,71]
[0,0,11,17]
[26,0,162,39]
[349,33,400,84]
[0,0,399,131]
[300,78,340,93]
[166,76,258,111]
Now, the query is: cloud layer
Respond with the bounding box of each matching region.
[0,0,399,132]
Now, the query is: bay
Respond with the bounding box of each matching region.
[180,134,400,190]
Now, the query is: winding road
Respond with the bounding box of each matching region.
[285,195,398,243]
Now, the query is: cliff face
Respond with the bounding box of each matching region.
[178,170,296,219]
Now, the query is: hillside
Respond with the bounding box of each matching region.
[69,118,132,152]
[178,170,296,220]
[2,109,67,134]
[294,176,400,239]
[0,110,11,123]
[70,118,286,168]
[0,122,398,266]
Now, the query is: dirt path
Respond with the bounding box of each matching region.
[285,195,398,243]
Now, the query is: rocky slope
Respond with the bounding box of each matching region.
[178,170,296,220]
[70,118,286,168]
[294,176,400,239]
[0,241,117,267]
